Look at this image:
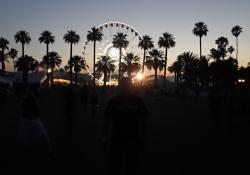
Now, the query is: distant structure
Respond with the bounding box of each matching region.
[83,22,143,86]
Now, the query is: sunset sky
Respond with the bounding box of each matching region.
[1,0,250,73]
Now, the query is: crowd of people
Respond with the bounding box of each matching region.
[1,78,150,175]
[0,78,249,174]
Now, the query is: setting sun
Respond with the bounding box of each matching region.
[0,1,250,174]
[135,73,144,80]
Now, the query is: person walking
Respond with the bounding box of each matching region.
[102,78,149,175]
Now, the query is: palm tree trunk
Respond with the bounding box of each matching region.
[174,72,177,83]
[51,67,54,86]
[154,68,158,88]
[142,49,146,74]
[164,48,168,79]
[103,70,107,87]
[128,70,132,80]
[1,48,5,76]
[46,43,49,55]
[46,65,49,85]
[179,73,181,85]
[22,43,24,58]
[46,43,50,86]
[177,74,179,85]
[200,36,202,59]
[93,41,96,86]
[236,37,238,60]
[70,43,73,84]
[75,71,78,86]
[13,59,15,72]
[118,47,122,85]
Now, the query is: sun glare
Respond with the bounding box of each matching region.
[47,68,52,73]
[109,47,119,59]
[135,73,144,80]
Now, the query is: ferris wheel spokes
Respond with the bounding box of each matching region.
[83,22,143,85]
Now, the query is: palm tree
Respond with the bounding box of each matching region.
[158,32,176,80]
[168,59,182,84]
[210,56,238,88]
[69,55,88,86]
[42,52,61,86]
[49,52,61,86]
[215,36,229,59]
[167,65,175,82]
[7,48,18,72]
[192,22,208,59]
[87,27,103,86]
[16,55,38,83]
[228,46,235,57]
[198,56,210,87]
[39,30,55,80]
[30,59,39,73]
[63,30,80,84]
[231,25,242,60]
[0,37,9,75]
[145,49,165,87]
[112,32,129,84]
[64,65,70,72]
[210,48,222,62]
[14,31,31,58]
[39,31,55,55]
[121,53,141,80]
[138,35,154,74]
[178,52,199,86]
[95,56,115,87]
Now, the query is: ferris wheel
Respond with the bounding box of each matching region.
[83,21,143,85]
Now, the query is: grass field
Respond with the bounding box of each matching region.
[1,87,250,175]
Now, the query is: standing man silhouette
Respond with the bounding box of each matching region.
[103,78,149,175]
[16,91,53,175]
[64,85,76,136]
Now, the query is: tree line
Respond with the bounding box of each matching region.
[0,22,248,88]
[168,23,247,89]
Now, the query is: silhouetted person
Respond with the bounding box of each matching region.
[174,86,180,96]
[0,83,7,109]
[102,78,149,175]
[225,87,238,115]
[195,85,200,98]
[81,84,89,110]
[64,85,76,136]
[90,87,99,119]
[16,93,52,175]
[209,87,222,122]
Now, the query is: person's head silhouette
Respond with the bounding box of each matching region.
[22,93,38,120]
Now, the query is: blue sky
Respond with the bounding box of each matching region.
[1,0,250,72]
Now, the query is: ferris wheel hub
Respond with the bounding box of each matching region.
[103,43,126,63]
[83,22,143,85]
